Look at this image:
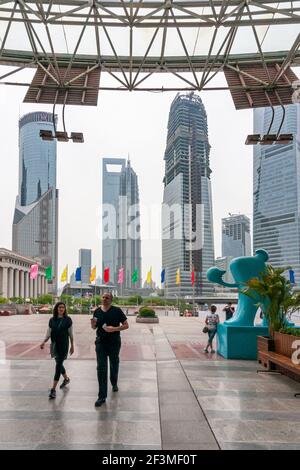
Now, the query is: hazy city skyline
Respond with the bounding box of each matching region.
[0,70,253,286]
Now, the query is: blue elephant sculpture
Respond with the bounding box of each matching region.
[207,249,269,327]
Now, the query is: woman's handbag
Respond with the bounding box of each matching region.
[202,326,209,333]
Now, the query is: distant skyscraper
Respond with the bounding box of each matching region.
[12,112,58,293]
[102,158,141,290]
[253,103,300,285]
[222,214,251,258]
[79,249,92,284]
[162,92,215,297]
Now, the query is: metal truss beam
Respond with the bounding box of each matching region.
[0,1,299,94]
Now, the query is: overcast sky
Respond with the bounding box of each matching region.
[0,68,254,286]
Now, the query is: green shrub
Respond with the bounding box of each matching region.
[37,294,53,305]
[279,326,300,337]
[128,295,143,305]
[0,297,7,304]
[138,306,157,318]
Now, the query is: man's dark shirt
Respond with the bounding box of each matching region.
[224,306,234,321]
[93,306,127,342]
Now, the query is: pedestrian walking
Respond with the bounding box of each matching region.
[223,302,235,321]
[91,292,129,407]
[203,305,219,354]
[40,302,74,399]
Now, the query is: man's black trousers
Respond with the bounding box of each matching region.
[96,338,121,399]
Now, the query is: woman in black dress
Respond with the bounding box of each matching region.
[40,302,74,399]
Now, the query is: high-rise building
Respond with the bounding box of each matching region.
[12,112,58,293]
[214,256,235,293]
[162,92,215,297]
[102,158,141,290]
[253,103,300,285]
[222,214,251,258]
[79,249,92,284]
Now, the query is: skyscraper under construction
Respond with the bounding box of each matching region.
[162,93,215,297]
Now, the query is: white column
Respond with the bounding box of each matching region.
[20,271,25,299]
[44,276,48,294]
[1,267,8,299]
[29,276,34,298]
[8,268,14,299]
[33,277,38,299]
[24,271,29,299]
[38,275,41,297]
[14,269,19,298]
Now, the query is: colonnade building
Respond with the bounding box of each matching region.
[0,248,47,299]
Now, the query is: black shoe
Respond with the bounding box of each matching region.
[49,388,56,399]
[95,398,106,407]
[112,385,119,392]
[60,378,70,389]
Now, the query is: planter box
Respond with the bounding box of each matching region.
[257,335,274,353]
[136,317,159,323]
[274,331,299,358]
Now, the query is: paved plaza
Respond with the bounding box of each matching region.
[1,313,300,450]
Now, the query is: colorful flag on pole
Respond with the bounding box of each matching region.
[60,265,68,282]
[132,268,138,284]
[175,268,181,285]
[191,267,195,286]
[45,265,52,281]
[289,269,295,284]
[118,267,124,284]
[30,264,38,280]
[161,269,165,284]
[75,267,82,282]
[90,266,96,283]
[104,267,110,284]
[146,267,152,284]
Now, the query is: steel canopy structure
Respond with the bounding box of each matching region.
[0,0,299,103]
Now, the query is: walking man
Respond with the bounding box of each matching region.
[91,292,129,407]
[223,302,235,321]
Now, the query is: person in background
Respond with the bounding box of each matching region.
[40,302,74,399]
[91,292,129,407]
[223,302,235,321]
[204,305,220,354]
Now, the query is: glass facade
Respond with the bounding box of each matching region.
[102,158,142,290]
[13,112,58,293]
[79,249,92,285]
[19,112,57,206]
[253,104,300,285]
[162,92,215,297]
[222,214,251,258]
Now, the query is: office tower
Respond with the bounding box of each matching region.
[12,112,58,293]
[253,103,300,285]
[102,158,141,290]
[162,92,215,297]
[214,256,235,292]
[222,214,251,258]
[79,249,92,284]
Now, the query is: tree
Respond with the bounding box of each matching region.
[243,265,300,335]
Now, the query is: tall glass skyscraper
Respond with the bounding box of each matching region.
[253,104,300,285]
[79,249,92,284]
[162,93,215,297]
[102,158,141,290]
[12,112,58,293]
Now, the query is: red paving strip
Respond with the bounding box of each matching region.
[5,341,156,361]
[170,342,224,360]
